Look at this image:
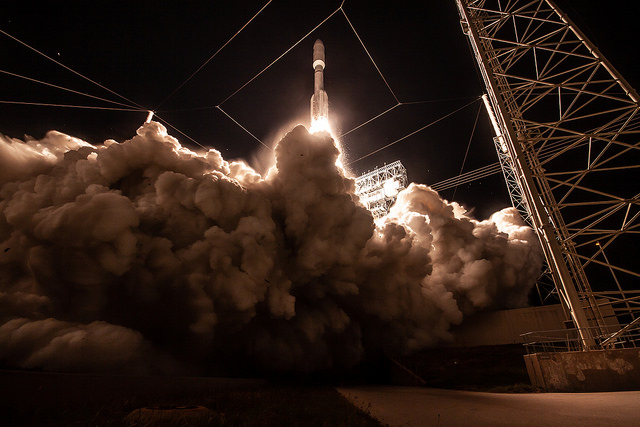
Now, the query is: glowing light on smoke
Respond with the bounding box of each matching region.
[308,117,345,170]
[0,121,543,375]
[383,178,400,197]
[309,116,331,135]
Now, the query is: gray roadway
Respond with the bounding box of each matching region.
[338,386,640,426]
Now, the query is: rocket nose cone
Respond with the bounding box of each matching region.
[313,39,325,63]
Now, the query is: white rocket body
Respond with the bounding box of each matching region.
[310,39,329,124]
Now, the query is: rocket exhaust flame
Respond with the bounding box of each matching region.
[309,116,331,134]
[0,122,542,375]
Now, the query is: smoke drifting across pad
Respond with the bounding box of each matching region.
[0,123,542,374]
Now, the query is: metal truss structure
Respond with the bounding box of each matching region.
[355,161,408,219]
[456,0,640,348]
[484,96,559,306]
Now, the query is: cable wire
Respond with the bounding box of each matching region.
[347,98,481,165]
[430,163,502,192]
[452,101,483,199]
[216,106,271,150]
[339,103,401,138]
[340,7,399,104]
[0,28,143,109]
[154,0,273,110]
[153,114,208,150]
[0,100,144,112]
[0,69,138,109]
[339,97,481,139]
[217,5,342,107]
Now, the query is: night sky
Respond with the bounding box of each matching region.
[2,0,638,220]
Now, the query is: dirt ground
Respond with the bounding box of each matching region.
[0,370,380,426]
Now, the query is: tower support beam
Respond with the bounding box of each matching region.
[456,0,595,348]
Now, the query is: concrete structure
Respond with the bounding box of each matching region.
[396,304,640,391]
[390,306,567,389]
[449,304,566,347]
[525,348,640,392]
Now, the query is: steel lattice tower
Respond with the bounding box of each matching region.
[355,161,408,219]
[456,0,640,348]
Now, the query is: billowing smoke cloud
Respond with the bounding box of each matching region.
[0,123,543,374]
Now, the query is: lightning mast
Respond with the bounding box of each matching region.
[456,0,640,349]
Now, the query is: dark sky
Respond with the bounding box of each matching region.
[1,0,638,219]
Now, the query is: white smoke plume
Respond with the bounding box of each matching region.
[0,123,543,374]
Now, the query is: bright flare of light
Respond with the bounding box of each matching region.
[309,116,346,170]
[383,178,400,197]
[310,116,332,135]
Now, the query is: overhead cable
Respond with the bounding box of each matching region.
[0,100,144,112]
[452,102,483,199]
[0,69,138,109]
[340,7,399,104]
[217,5,343,108]
[154,0,274,110]
[216,106,271,150]
[153,114,208,150]
[430,163,502,192]
[0,28,143,109]
[347,97,481,165]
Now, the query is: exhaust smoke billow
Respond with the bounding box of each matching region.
[0,122,542,374]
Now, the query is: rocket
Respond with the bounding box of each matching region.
[310,39,329,124]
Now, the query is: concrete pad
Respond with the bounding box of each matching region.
[337,386,640,426]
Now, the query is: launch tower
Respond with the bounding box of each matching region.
[355,161,408,218]
[456,0,640,353]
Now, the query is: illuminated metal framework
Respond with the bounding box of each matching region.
[355,161,408,218]
[456,0,640,347]
[488,125,557,305]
